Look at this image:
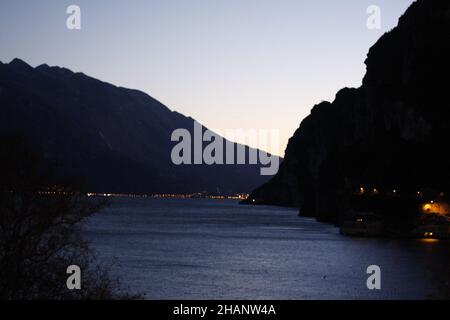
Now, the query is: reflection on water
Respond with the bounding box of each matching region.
[419,238,440,244]
[83,198,450,299]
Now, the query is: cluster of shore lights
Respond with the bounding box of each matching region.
[358,187,381,194]
[86,192,150,198]
[358,187,445,198]
[357,187,385,195]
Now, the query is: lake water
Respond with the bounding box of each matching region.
[83,198,450,299]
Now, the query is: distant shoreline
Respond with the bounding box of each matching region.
[85,192,249,201]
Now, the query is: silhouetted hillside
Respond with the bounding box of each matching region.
[247,0,450,224]
[0,59,278,194]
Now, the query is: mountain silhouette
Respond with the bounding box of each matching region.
[0,59,279,194]
[247,0,450,224]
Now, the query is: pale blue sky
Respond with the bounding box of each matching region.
[0,0,414,156]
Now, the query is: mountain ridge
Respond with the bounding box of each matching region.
[0,58,279,194]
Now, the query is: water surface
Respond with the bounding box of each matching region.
[83,198,450,299]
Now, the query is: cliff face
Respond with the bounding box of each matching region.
[249,0,450,224]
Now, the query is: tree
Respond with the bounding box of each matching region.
[0,136,133,299]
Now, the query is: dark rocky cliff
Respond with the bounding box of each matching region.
[247,0,450,225]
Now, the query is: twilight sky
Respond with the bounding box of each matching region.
[0,0,414,156]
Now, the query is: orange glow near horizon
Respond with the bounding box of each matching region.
[421,201,450,215]
[419,238,440,243]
